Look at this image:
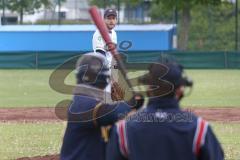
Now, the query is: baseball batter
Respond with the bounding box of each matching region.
[92,8,118,103]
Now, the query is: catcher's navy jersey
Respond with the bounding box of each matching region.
[106,98,224,160]
[60,87,131,160]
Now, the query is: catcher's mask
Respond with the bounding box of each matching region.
[75,53,110,89]
[139,62,193,98]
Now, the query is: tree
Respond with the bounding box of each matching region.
[7,0,50,24]
[150,0,222,50]
[189,3,237,51]
[0,0,9,25]
[149,2,174,24]
[0,0,7,13]
[90,0,139,9]
[0,0,3,8]
[90,0,117,9]
[90,0,146,23]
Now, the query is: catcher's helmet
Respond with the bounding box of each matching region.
[75,53,110,89]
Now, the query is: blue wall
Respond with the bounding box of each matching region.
[118,31,170,51]
[0,31,93,52]
[0,25,176,52]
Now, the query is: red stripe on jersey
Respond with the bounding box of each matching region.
[196,119,205,156]
[117,120,128,158]
[193,118,208,156]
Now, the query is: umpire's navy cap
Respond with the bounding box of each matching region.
[104,8,117,18]
[161,62,193,87]
[161,63,184,87]
[140,62,184,88]
[139,60,193,97]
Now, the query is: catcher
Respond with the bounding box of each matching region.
[60,53,143,160]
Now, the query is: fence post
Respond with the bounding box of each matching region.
[58,0,61,25]
[35,52,39,69]
[236,0,239,51]
[2,0,6,25]
[224,52,228,69]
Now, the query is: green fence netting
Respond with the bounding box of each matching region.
[0,51,239,69]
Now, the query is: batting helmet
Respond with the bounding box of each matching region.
[75,53,110,89]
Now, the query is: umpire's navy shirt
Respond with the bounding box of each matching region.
[106,98,224,160]
[60,85,131,160]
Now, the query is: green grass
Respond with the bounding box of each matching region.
[130,69,240,107]
[0,122,65,160]
[212,122,240,160]
[0,69,240,108]
[0,69,74,108]
[181,70,240,107]
[0,122,239,159]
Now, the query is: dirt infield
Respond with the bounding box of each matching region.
[1,107,239,160]
[0,107,240,122]
[0,107,61,123]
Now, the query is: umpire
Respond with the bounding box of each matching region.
[60,53,143,160]
[106,61,224,160]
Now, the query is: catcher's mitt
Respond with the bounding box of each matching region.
[111,81,125,101]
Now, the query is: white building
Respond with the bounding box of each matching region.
[0,0,91,24]
[43,0,90,21]
[0,0,150,25]
[0,11,18,25]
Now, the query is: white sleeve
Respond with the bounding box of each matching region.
[112,30,117,44]
[92,30,106,52]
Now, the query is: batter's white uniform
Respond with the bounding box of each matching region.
[92,29,118,103]
[92,29,117,67]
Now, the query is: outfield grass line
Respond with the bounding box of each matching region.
[1,69,240,108]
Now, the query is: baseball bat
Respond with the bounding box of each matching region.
[89,6,135,95]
